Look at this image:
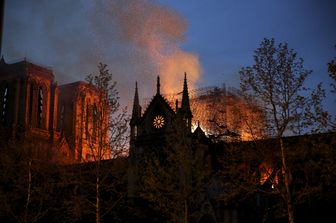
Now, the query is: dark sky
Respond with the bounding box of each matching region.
[2,0,336,115]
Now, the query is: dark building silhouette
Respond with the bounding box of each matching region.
[0,59,335,223]
[127,74,336,223]
[128,74,225,223]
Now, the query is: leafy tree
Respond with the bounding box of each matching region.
[238,38,327,223]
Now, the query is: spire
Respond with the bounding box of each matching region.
[156,76,160,95]
[181,72,190,110]
[131,82,140,120]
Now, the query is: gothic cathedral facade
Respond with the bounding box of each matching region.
[128,74,219,223]
[0,58,110,162]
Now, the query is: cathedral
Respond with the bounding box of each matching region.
[0,58,110,162]
[126,73,336,223]
[1,58,335,223]
[128,74,224,223]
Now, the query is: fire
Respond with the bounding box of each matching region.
[146,86,265,142]
[258,162,279,188]
[189,86,266,141]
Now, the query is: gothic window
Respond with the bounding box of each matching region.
[92,104,97,143]
[29,83,34,123]
[85,104,89,139]
[60,104,65,131]
[38,87,43,128]
[1,85,8,123]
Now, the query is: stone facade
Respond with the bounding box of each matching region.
[0,58,109,163]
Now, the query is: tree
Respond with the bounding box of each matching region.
[328,45,336,93]
[238,38,326,223]
[0,140,59,223]
[85,63,129,161]
[327,45,336,129]
[138,120,211,223]
[85,63,129,223]
[60,63,129,223]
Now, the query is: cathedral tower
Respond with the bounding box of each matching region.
[0,58,59,159]
[128,73,194,200]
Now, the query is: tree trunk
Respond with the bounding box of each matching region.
[24,159,32,223]
[184,199,188,223]
[279,138,295,223]
[96,175,100,223]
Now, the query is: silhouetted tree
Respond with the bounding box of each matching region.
[85,63,128,223]
[139,121,211,223]
[237,38,327,223]
[0,140,59,223]
[327,45,336,129]
[328,45,336,92]
[60,63,129,223]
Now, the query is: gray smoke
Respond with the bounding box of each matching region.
[3,0,201,110]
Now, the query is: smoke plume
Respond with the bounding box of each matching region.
[92,0,201,95]
[3,0,202,108]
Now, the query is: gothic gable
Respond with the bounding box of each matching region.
[139,94,175,136]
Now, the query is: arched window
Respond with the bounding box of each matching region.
[29,83,34,123]
[38,87,43,128]
[92,104,97,143]
[1,85,8,123]
[60,104,65,131]
[85,104,89,139]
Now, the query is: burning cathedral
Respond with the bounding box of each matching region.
[1,1,335,222]
[1,61,335,222]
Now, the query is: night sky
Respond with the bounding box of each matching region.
[2,0,336,115]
